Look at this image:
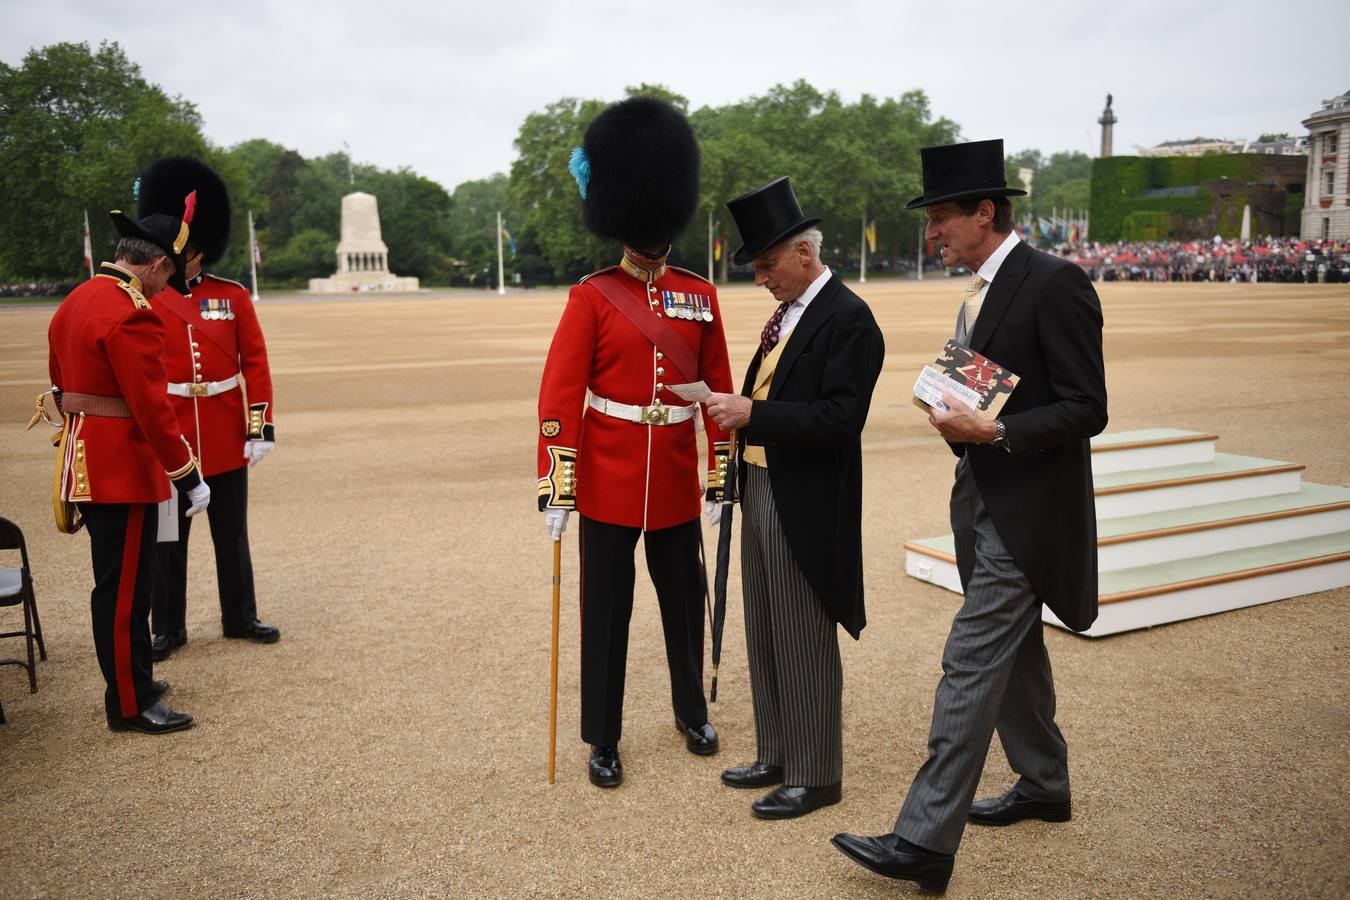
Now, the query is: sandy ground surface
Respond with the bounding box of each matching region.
[0,278,1348,898]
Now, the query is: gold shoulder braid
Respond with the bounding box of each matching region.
[115,279,150,310]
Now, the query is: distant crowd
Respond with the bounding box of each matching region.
[1,279,81,299]
[1059,238,1350,283]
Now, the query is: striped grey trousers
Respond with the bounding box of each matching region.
[894,458,1070,854]
[740,463,844,787]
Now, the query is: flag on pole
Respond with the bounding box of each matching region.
[713,237,722,262]
[252,228,263,266]
[501,226,517,257]
[865,221,877,254]
[82,210,94,277]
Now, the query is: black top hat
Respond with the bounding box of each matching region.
[579,96,700,251]
[905,139,1027,209]
[726,176,822,265]
[138,156,231,265]
[109,192,195,294]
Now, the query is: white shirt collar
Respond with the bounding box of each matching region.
[976,231,1020,284]
[794,266,832,308]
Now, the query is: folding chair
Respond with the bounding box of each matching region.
[0,517,46,694]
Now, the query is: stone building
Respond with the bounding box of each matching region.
[309,192,420,293]
[1301,89,1350,240]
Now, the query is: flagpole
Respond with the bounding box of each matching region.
[82,209,94,278]
[247,210,261,302]
[859,214,867,284]
[709,211,718,282]
[496,210,506,296]
[916,223,924,281]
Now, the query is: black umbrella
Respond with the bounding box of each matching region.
[710,432,738,702]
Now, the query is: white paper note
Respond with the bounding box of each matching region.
[913,366,982,412]
[156,491,179,543]
[668,381,712,402]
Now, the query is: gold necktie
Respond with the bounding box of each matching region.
[962,273,987,334]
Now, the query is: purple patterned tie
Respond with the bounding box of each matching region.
[760,301,790,355]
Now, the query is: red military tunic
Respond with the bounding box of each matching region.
[151,273,275,476]
[537,263,734,531]
[47,264,201,503]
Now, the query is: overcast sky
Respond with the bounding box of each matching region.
[5,0,1346,192]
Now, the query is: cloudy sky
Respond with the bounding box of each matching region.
[4,0,1346,191]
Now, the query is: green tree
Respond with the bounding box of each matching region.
[0,41,208,279]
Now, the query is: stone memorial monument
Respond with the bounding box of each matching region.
[308,191,420,293]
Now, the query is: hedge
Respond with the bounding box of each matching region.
[1090,154,1268,242]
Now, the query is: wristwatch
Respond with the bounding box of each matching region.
[991,419,1010,451]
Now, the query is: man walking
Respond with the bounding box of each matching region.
[48,202,211,733]
[832,139,1107,892]
[706,177,884,819]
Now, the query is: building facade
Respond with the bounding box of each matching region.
[1301,89,1350,240]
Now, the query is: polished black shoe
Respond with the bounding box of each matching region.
[675,717,719,756]
[968,788,1071,826]
[588,745,622,788]
[149,679,171,701]
[751,782,841,820]
[222,620,280,643]
[151,630,187,661]
[831,832,954,893]
[721,761,784,789]
[107,701,194,735]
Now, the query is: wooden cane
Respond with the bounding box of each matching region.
[548,537,561,784]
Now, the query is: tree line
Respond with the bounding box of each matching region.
[1,42,1089,288]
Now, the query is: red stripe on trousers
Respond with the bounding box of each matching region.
[114,505,144,717]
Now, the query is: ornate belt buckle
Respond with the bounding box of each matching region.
[189,383,210,397]
[641,405,670,425]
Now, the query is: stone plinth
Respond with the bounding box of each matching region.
[309,191,420,293]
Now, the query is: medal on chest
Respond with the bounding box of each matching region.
[199,298,236,321]
[662,291,714,323]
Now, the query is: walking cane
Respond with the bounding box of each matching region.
[548,537,561,784]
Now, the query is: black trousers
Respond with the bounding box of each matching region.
[83,502,159,718]
[578,514,709,748]
[153,465,258,636]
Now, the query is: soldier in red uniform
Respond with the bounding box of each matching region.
[136,157,280,659]
[47,201,211,734]
[537,96,735,787]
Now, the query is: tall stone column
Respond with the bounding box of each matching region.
[1098,93,1117,158]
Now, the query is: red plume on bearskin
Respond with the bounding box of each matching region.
[580,96,700,252]
[138,157,231,264]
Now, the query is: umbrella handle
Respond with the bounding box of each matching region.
[548,539,561,784]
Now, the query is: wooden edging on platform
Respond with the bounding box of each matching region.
[904,542,956,564]
[1095,463,1305,497]
[1099,551,1350,604]
[1092,433,1218,454]
[1099,500,1350,546]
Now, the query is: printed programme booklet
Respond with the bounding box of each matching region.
[912,340,1020,421]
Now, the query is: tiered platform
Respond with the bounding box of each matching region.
[903,429,1350,637]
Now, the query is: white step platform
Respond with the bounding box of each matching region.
[902,429,1350,637]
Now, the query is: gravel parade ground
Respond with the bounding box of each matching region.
[1,279,1347,898]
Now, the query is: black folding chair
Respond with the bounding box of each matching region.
[0,517,46,694]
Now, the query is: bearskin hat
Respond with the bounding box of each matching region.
[580,96,700,251]
[137,156,231,265]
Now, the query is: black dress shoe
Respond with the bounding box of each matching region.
[149,679,171,701]
[222,620,280,643]
[675,717,719,756]
[151,630,187,662]
[107,701,194,735]
[588,745,622,788]
[751,782,841,820]
[831,832,954,893]
[969,788,1071,826]
[721,761,784,789]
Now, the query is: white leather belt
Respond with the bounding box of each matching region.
[167,375,239,398]
[589,393,696,426]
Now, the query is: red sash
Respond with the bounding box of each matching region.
[587,273,701,383]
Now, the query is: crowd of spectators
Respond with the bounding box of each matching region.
[0,279,81,299]
[1057,237,1350,283]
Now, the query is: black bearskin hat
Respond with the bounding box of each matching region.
[580,96,700,251]
[137,156,231,264]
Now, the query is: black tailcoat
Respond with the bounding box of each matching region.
[738,274,885,639]
[954,241,1108,631]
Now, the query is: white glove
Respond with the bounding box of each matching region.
[243,440,275,467]
[545,508,570,542]
[184,480,211,517]
[705,499,722,527]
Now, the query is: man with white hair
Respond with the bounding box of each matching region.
[706,177,885,819]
